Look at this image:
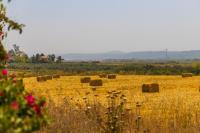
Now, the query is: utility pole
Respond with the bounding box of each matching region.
[165,48,168,60]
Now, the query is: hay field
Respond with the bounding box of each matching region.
[24,75,200,104]
[24,75,200,132]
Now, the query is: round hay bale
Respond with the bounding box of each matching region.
[108,74,117,79]
[182,73,193,78]
[90,79,103,87]
[80,77,91,83]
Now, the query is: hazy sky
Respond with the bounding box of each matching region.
[4,0,200,55]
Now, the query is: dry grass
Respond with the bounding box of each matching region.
[24,75,200,133]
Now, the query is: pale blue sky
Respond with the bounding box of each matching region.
[4,0,200,55]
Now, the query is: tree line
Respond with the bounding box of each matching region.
[8,44,63,63]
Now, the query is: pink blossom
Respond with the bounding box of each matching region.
[25,94,35,106]
[2,69,8,76]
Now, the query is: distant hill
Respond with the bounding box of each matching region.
[61,50,200,61]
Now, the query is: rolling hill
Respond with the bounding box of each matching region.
[61,50,200,61]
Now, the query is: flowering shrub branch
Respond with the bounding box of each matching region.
[0,0,48,133]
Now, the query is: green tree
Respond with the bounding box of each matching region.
[9,44,29,63]
[48,54,56,62]
[0,1,48,132]
[56,56,63,63]
[0,0,24,65]
[31,55,36,63]
[35,53,40,63]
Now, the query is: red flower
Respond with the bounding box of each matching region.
[0,91,3,96]
[33,104,41,115]
[11,101,19,110]
[40,101,46,107]
[2,69,8,76]
[25,94,35,106]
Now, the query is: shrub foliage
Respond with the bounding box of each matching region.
[0,0,48,132]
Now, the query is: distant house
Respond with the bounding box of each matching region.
[39,55,49,63]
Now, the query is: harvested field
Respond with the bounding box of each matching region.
[24,75,200,132]
[25,75,200,105]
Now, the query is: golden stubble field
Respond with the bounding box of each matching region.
[23,75,200,103]
[23,75,200,111]
[24,75,200,132]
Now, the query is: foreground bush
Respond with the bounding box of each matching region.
[0,70,48,133]
[0,1,48,132]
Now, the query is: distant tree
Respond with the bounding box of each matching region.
[56,56,63,63]
[31,55,36,63]
[40,53,44,56]
[8,44,29,63]
[48,54,56,62]
[31,53,61,63]
[13,44,20,53]
[35,53,40,62]
[8,49,15,56]
[14,55,29,63]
